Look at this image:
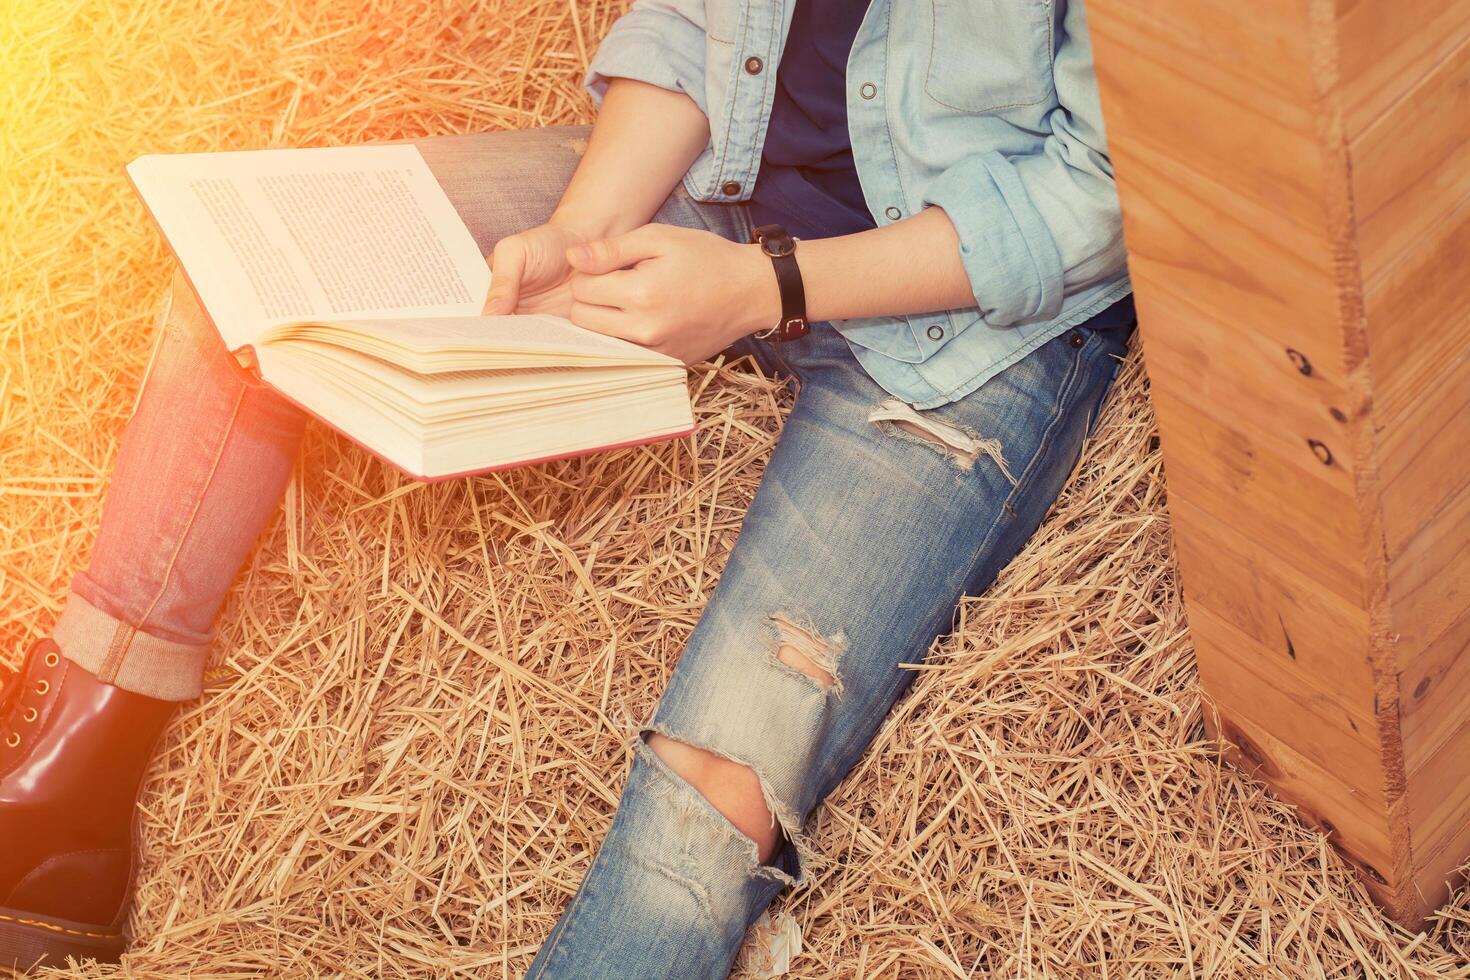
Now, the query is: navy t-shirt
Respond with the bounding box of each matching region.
[747,0,875,241]
[747,0,1139,334]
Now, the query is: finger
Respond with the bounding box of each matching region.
[568,270,644,309]
[567,226,666,275]
[568,301,642,342]
[484,239,526,315]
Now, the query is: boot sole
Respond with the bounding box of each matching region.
[0,907,123,973]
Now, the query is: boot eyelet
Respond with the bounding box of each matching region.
[23,707,37,723]
[34,680,49,696]
[4,733,18,749]
[43,651,59,668]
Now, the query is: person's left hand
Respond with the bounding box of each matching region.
[564,225,782,364]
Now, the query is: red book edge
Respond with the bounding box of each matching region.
[123,158,702,484]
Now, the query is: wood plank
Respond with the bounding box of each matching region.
[1204,702,1395,890]
[1361,198,1470,426]
[1149,387,1364,602]
[1350,33,1470,281]
[1404,712,1470,884]
[1398,601,1470,772]
[1090,14,1329,230]
[1137,290,1358,490]
[1335,0,1470,137]
[1091,0,1470,926]
[1377,352,1470,562]
[1170,495,1374,695]
[1387,486,1470,659]
[1191,603,1380,773]
[1085,0,1314,100]
[1414,819,1470,918]
[1115,144,1347,367]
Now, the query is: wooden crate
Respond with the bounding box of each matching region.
[1087,0,1470,925]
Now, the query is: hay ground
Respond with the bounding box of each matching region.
[1,0,1467,976]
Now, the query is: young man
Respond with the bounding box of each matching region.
[0,0,1133,975]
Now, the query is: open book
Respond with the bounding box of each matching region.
[125,144,695,480]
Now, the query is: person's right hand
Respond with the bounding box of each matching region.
[482,219,596,318]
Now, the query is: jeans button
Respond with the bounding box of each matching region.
[1068,331,1085,348]
[745,56,763,74]
[722,180,742,196]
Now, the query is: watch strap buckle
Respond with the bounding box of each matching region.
[755,316,810,342]
[749,223,808,343]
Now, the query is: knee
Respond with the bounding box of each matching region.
[150,266,224,360]
[647,734,782,863]
[644,620,839,865]
[164,266,208,331]
[644,613,846,875]
[158,266,255,379]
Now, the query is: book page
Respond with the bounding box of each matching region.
[260,314,682,371]
[127,144,491,350]
[326,314,678,359]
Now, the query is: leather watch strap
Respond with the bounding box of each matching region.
[750,223,809,342]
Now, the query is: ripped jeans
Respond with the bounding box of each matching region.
[521,141,1133,973]
[531,321,1132,978]
[53,125,1132,975]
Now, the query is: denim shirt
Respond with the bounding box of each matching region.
[587,0,1133,410]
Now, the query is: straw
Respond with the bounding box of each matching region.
[2,0,1466,975]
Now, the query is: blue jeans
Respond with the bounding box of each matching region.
[55,126,1133,975]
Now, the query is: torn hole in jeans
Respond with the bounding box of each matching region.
[869,398,1015,482]
[769,612,845,695]
[639,730,811,885]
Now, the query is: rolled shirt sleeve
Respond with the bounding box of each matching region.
[584,0,710,115]
[921,0,1127,328]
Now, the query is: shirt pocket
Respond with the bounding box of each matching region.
[925,0,1056,114]
[704,0,737,43]
[908,308,984,360]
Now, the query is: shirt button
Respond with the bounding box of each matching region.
[927,324,945,341]
[884,205,902,221]
[859,81,877,100]
[745,56,763,74]
[722,180,742,196]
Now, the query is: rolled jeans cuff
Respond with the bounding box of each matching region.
[53,591,207,701]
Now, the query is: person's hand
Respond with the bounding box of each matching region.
[482,219,597,317]
[564,225,782,364]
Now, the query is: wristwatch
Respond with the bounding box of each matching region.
[749,223,809,342]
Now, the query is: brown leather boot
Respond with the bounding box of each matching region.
[0,638,176,972]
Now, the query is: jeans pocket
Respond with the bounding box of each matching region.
[999,326,1093,513]
[925,0,1056,114]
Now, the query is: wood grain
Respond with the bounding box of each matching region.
[1089,12,1328,230]
[1399,602,1470,772]
[1350,33,1470,282]
[1336,0,1470,138]
[1090,0,1470,926]
[1204,703,1395,893]
[1363,202,1470,426]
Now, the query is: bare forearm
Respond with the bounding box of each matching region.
[796,207,976,323]
[552,78,710,239]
